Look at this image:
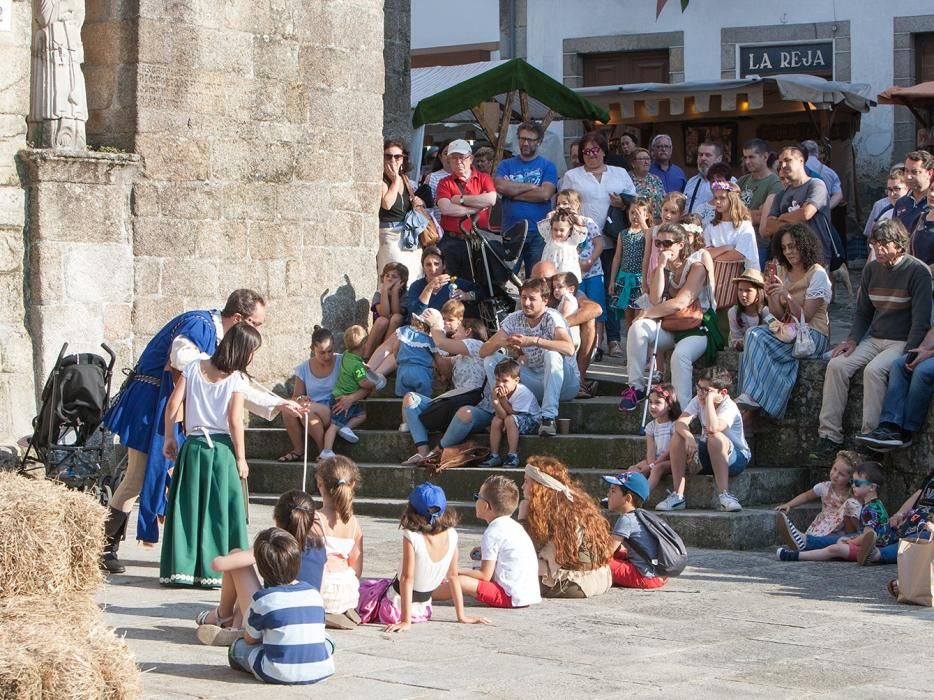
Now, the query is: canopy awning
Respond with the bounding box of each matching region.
[576,74,874,123]
[877,82,934,127]
[411,58,609,128]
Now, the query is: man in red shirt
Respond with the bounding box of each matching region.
[436,139,498,281]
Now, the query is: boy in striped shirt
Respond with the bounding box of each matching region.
[228,528,335,685]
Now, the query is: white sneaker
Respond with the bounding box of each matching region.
[718,491,742,512]
[655,491,685,511]
[317,449,336,461]
[365,369,386,391]
[338,426,359,443]
[735,393,760,410]
[398,422,409,433]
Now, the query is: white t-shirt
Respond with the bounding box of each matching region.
[557,292,581,349]
[481,516,542,607]
[645,419,674,457]
[499,308,572,370]
[182,359,247,434]
[505,384,541,422]
[558,165,636,230]
[704,220,760,271]
[683,395,751,459]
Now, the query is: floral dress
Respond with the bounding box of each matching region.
[631,173,666,222]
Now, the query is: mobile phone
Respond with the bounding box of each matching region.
[766,260,778,279]
[906,350,919,365]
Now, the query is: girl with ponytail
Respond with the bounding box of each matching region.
[314,456,365,629]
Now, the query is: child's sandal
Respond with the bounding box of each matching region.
[887,578,899,599]
[195,606,234,628]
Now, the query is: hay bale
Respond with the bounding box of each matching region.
[0,595,141,700]
[0,472,106,597]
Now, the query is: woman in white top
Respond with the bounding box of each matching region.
[160,323,261,588]
[559,132,636,358]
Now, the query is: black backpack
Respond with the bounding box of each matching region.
[624,509,688,577]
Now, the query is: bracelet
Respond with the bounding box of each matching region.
[535,337,541,346]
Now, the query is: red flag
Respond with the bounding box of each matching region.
[656,0,668,18]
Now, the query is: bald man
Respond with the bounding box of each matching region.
[530,260,602,396]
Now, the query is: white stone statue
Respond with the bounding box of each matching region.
[27,0,88,149]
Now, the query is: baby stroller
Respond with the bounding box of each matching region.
[460,211,527,333]
[19,342,118,498]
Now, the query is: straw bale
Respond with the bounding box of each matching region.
[0,472,106,597]
[0,595,141,700]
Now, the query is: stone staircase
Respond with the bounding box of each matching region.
[246,361,822,550]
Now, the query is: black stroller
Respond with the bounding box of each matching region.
[460,212,528,333]
[19,342,119,498]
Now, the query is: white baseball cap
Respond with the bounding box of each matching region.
[447,139,473,156]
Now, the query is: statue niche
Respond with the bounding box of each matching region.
[27,0,88,150]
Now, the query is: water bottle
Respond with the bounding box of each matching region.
[448,276,458,298]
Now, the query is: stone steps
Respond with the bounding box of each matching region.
[246,460,809,510]
[248,493,820,551]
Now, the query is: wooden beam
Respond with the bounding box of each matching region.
[469,106,497,145]
[493,90,518,166]
[520,91,529,122]
[541,109,556,132]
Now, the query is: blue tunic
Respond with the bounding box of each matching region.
[103,309,219,544]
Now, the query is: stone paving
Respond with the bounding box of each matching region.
[100,503,934,699]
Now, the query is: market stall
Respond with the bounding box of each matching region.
[877,82,934,148]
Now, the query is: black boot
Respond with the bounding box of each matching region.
[101,507,128,574]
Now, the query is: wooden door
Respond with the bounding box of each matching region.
[582,50,670,86]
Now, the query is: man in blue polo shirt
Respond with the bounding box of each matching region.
[649,134,686,193]
[494,121,558,276]
[894,150,933,232]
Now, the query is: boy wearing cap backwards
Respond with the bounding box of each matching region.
[603,472,668,589]
[433,475,542,608]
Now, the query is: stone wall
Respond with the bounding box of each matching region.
[383,0,411,141]
[0,0,35,448]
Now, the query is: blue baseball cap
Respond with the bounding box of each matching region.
[602,472,650,503]
[409,482,447,522]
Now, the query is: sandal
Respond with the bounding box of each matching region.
[197,624,244,646]
[887,578,899,599]
[195,606,234,628]
[277,450,304,463]
[401,453,425,466]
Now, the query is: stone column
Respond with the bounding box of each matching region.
[383,0,410,141]
[19,149,139,392]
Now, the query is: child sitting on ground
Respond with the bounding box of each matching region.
[319,325,380,460]
[774,450,861,552]
[479,359,541,468]
[727,269,769,350]
[602,472,667,589]
[538,206,588,280]
[433,475,541,609]
[355,483,489,632]
[551,272,581,351]
[777,461,898,564]
[659,368,751,513]
[627,384,679,495]
[227,527,334,685]
[363,262,409,360]
[886,469,934,595]
[315,456,364,630]
[367,309,440,398]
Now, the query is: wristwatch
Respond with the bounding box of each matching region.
[459,195,465,205]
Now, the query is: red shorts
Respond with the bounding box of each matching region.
[610,552,668,589]
[474,579,515,608]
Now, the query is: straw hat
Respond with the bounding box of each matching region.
[731,268,765,288]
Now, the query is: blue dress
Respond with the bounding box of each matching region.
[103,309,218,544]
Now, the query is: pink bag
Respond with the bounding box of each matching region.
[356,578,392,623]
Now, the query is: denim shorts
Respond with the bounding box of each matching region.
[511,413,541,435]
[331,400,364,428]
[697,438,749,476]
[579,275,607,322]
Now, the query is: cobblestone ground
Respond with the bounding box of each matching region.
[100,504,934,699]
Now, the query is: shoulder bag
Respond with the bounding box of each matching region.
[402,177,440,247]
[792,309,816,358]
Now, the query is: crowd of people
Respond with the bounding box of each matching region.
[92,121,934,685]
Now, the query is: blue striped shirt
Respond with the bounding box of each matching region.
[244,582,334,685]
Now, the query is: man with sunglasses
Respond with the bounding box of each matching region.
[495,121,558,277]
[649,134,686,193]
[436,139,498,282]
[100,289,305,574]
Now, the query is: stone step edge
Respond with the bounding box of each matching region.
[246,427,646,441]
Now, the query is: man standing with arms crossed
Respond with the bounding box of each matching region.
[738,138,783,267]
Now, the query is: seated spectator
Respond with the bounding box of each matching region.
[735,224,831,417]
[774,450,862,551]
[856,325,934,451]
[620,222,719,412]
[518,457,613,599]
[478,359,542,468]
[727,269,769,351]
[659,368,750,513]
[363,262,409,360]
[643,192,687,283]
[893,150,933,232]
[602,472,668,590]
[406,246,476,318]
[810,219,932,461]
[882,470,934,581]
[626,383,679,494]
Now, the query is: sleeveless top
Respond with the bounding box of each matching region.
[294,354,342,404]
[379,175,411,224]
[667,253,715,311]
[320,514,361,573]
[398,528,458,593]
[785,264,830,337]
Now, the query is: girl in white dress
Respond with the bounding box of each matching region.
[537,207,588,280]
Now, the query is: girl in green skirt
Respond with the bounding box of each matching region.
[160,322,262,587]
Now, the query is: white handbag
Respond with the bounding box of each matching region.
[792,310,816,359]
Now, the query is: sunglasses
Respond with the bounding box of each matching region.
[849,478,875,487]
[472,493,487,502]
[654,239,676,248]
[384,153,404,161]
[582,147,602,156]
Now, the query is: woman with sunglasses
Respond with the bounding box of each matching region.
[558,132,636,358]
[619,222,718,411]
[378,139,425,282]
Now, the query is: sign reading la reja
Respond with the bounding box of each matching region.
[738,41,834,79]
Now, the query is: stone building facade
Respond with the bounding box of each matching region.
[0,0,387,451]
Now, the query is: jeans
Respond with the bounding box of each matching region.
[439,406,494,447]
[402,392,432,447]
[438,234,473,282]
[878,354,934,433]
[804,533,845,550]
[757,241,771,271]
[626,318,708,407]
[516,229,546,279]
[877,543,899,565]
[483,351,579,420]
[601,247,621,342]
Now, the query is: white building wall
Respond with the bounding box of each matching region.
[411,0,499,49]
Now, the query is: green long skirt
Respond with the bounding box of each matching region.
[159,434,249,588]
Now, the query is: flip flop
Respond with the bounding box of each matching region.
[277,450,304,463]
[887,578,899,599]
